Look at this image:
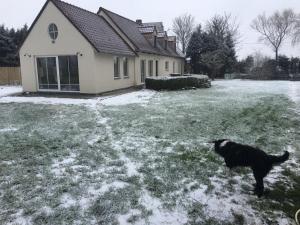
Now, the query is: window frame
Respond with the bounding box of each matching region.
[35,55,80,93]
[48,23,58,41]
[165,61,169,71]
[114,56,121,79]
[123,57,129,78]
[148,60,153,77]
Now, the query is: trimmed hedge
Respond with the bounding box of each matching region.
[145,75,211,91]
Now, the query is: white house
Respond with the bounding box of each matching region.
[19,0,185,94]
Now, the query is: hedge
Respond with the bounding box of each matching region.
[145,74,211,91]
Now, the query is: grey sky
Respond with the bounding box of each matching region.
[2,0,300,59]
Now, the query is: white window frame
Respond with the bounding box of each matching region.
[148,60,153,77]
[123,57,129,78]
[114,56,120,79]
[165,61,169,71]
[35,55,80,93]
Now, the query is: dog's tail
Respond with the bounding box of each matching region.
[268,151,289,165]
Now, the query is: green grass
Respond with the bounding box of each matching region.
[0,81,299,225]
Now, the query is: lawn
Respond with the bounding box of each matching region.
[0,80,299,225]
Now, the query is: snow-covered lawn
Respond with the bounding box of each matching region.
[0,85,22,97]
[0,80,299,225]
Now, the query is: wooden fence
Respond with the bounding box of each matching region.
[0,67,21,85]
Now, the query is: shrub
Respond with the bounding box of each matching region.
[145,75,211,91]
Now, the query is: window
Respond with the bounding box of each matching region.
[165,61,169,71]
[140,60,146,83]
[48,23,58,40]
[178,62,182,74]
[173,61,175,73]
[114,56,120,78]
[155,60,159,76]
[123,57,128,78]
[148,60,153,77]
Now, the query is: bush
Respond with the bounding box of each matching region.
[145,75,211,91]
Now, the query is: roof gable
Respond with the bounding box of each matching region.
[99,8,184,58]
[20,0,135,56]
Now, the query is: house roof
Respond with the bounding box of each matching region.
[142,22,164,33]
[50,0,135,56]
[20,0,183,58]
[99,8,184,58]
[138,26,156,34]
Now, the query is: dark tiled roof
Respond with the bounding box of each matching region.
[138,26,156,34]
[142,22,164,33]
[51,0,135,56]
[101,8,184,58]
[157,32,166,38]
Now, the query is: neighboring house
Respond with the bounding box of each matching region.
[19,0,185,94]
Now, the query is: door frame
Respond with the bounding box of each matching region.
[35,55,80,93]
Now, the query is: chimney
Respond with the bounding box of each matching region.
[136,19,143,25]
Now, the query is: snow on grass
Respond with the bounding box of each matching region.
[0,96,98,106]
[139,191,188,225]
[0,80,299,225]
[0,89,156,108]
[0,127,18,132]
[188,175,260,224]
[100,90,156,106]
[0,85,22,97]
[60,193,77,208]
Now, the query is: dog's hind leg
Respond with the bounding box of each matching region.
[253,169,264,197]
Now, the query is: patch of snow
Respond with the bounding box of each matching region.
[0,127,18,133]
[98,181,128,194]
[288,82,300,103]
[0,86,22,97]
[189,176,261,224]
[6,210,31,225]
[0,90,156,107]
[139,191,188,225]
[118,209,141,225]
[0,96,98,107]
[60,193,76,208]
[51,152,77,176]
[100,90,156,106]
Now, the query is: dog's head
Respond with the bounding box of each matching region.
[209,139,230,155]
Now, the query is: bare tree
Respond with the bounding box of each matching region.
[172,14,195,54]
[251,9,296,61]
[206,13,240,46]
[292,14,300,45]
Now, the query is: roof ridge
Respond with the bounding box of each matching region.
[50,0,98,17]
[99,7,138,24]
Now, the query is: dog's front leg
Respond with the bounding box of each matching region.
[253,170,264,197]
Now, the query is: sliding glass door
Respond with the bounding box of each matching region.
[58,56,79,91]
[37,57,58,90]
[36,56,80,92]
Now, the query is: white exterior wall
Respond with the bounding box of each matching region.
[20,1,97,94]
[134,53,184,85]
[93,53,136,93]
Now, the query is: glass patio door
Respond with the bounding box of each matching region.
[36,56,80,92]
[36,57,58,90]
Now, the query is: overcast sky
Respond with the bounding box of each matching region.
[2,0,300,59]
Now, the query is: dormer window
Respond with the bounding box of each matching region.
[48,23,58,41]
[164,40,168,50]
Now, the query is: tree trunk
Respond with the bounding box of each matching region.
[275,48,278,62]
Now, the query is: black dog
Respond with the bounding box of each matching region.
[211,139,289,197]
